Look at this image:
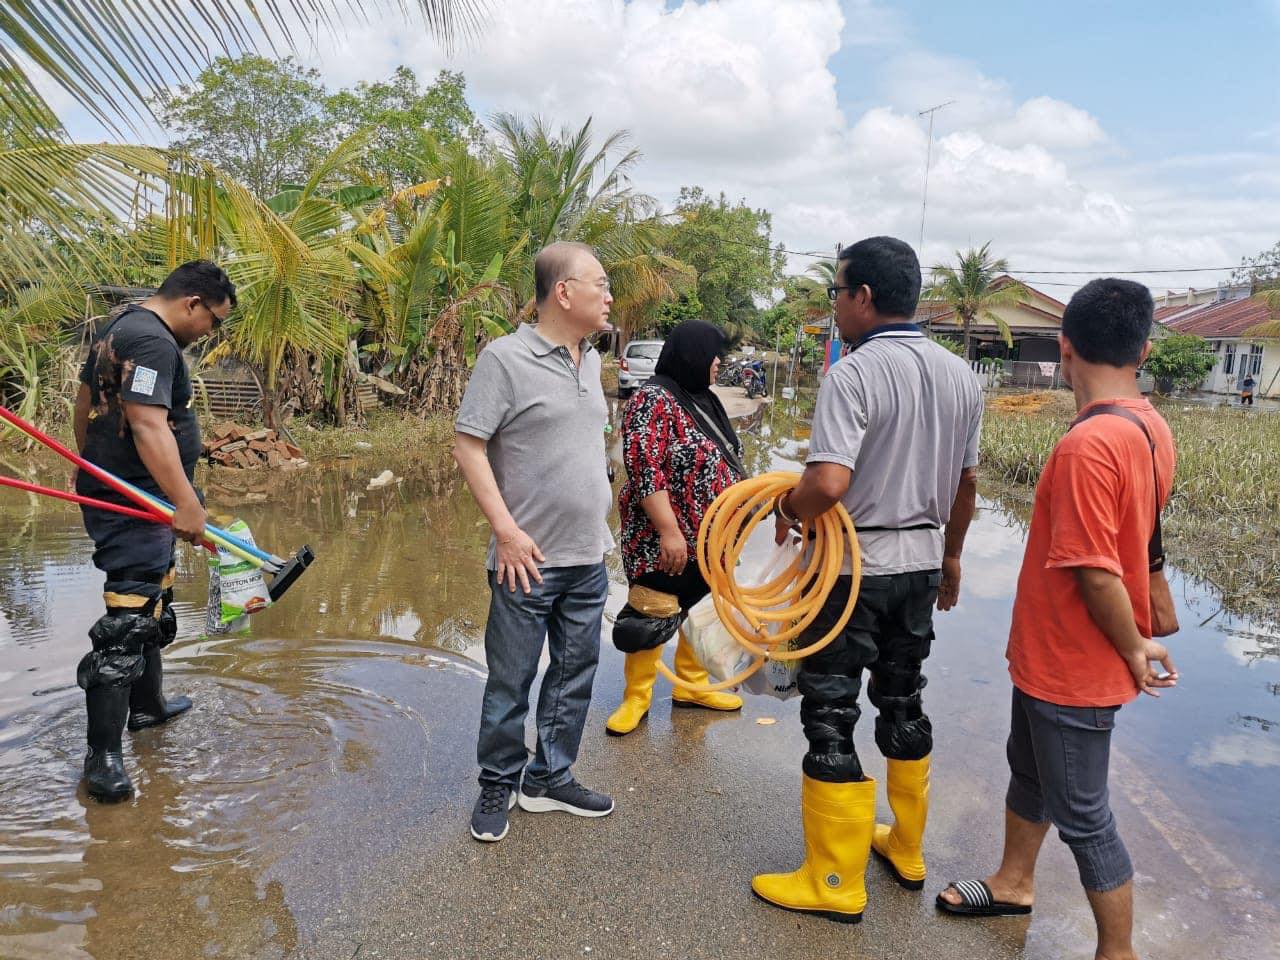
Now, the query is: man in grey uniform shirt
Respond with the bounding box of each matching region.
[454,241,616,842]
[752,236,984,923]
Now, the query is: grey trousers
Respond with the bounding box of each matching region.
[1006,686,1134,892]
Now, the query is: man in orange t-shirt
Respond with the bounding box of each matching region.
[937,279,1179,960]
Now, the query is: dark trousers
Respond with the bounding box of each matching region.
[81,506,176,609]
[1006,687,1133,892]
[797,570,941,782]
[77,507,180,693]
[633,565,711,612]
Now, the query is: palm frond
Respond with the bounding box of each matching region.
[0,2,489,143]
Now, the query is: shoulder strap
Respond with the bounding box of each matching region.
[1070,404,1165,571]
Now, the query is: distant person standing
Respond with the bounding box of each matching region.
[454,241,616,843]
[1241,374,1256,406]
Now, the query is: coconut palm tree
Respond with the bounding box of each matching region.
[924,243,1027,358]
[0,2,486,297]
[492,114,691,334]
[0,3,484,144]
[349,140,527,413]
[194,136,373,424]
[791,258,837,323]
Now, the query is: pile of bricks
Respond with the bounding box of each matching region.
[203,422,306,469]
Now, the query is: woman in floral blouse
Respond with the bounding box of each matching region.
[606,320,747,736]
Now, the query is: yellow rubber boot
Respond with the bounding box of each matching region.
[605,647,662,736]
[871,756,930,890]
[751,775,877,923]
[670,630,743,712]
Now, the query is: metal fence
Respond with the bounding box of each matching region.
[971,360,1064,391]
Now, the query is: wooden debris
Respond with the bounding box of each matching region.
[202,422,307,470]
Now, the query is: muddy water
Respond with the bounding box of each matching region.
[0,398,1278,959]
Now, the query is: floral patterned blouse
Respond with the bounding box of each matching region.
[619,384,744,580]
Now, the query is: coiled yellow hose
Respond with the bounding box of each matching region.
[654,471,861,693]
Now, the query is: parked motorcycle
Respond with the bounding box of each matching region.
[717,357,768,396]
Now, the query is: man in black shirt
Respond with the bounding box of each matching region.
[73,260,236,801]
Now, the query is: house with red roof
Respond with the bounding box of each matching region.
[1161,294,1279,397]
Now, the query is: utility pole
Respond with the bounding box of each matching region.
[826,242,841,375]
[917,100,954,259]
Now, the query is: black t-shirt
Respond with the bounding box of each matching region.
[77,306,201,503]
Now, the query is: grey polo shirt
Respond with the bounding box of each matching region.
[455,322,614,571]
[807,324,984,576]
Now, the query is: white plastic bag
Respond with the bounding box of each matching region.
[205,518,271,634]
[684,538,804,701]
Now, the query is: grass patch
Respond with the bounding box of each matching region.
[293,408,456,462]
[600,359,619,396]
[981,391,1280,621]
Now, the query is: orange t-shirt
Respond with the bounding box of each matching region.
[1006,398,1176,707]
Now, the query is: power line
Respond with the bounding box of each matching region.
[1008,266,1240,275]
[653,219,1254,280]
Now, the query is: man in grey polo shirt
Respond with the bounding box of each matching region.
[454,241,616,843]
[752,236,983,923]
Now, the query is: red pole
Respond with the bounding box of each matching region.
[0,475,217,553]
[0,405,160,514]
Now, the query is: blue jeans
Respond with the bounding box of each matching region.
[477,562,608,790]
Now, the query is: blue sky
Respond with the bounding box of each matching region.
[832,0,1279,156]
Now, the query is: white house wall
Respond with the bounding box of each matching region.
[1199,338,1275,395]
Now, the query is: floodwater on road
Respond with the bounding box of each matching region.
[0,396,1277,960]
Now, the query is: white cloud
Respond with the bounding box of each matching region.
[1189,732,1280,769]
[287,0,1280,288]
[1001,96,1107,150]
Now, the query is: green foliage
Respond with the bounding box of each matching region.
[982,398,1280,622]
[0,2,482,149]
[1144,333,1216,392]
[655,291,704,334]
[925,242,1026,355]
[323,68,483,187]
[930,335,966,357]
[1231,241,1280,286]
[156,55,329,199]
[662,187,783,328]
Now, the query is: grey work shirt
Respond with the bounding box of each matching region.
[455,323,614,571]
[807,324,984,575]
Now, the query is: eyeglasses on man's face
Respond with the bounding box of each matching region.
[826,285,857,303]
[193,297,231,329]
[564,276,612,295]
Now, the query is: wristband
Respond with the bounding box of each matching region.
[772,492,799,525]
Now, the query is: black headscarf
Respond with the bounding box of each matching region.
[650,320,745,477]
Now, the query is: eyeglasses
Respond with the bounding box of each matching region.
[563,276,612,294]
[193,297,230,329]
[826,285,858,303]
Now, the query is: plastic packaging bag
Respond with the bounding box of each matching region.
[684,539,803,701]
[205,519,270,634]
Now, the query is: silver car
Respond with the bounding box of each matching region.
[618,339,664,397]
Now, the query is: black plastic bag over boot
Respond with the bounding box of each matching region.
[612,604,682,653]
[84,684,133,801]
[128,647,193,731]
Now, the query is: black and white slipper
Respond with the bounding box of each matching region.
[935,879,1032,917]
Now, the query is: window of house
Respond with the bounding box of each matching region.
[1224,342,1236,375]
[1249,343,1264,376]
